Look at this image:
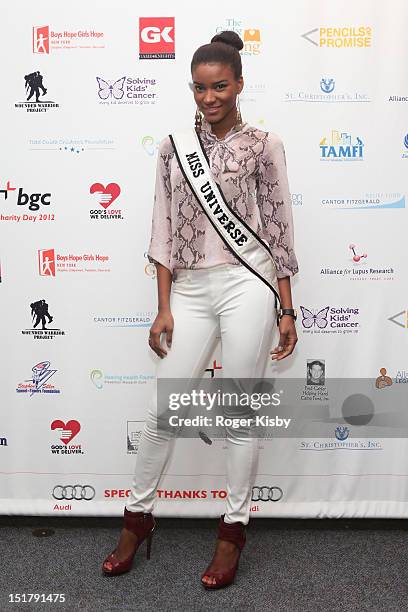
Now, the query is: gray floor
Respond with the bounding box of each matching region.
[1,516,408,612]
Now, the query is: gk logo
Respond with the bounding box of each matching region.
[140,26,174,44]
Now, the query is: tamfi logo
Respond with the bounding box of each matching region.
[33,25,50,54]
[302,26,372,48]
[139,17,175,59]
[320,130,364,161]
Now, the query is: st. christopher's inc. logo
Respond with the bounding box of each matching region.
[15,71,59,113]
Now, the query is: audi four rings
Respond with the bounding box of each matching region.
[52,485,95,501]
[251,486,283,502]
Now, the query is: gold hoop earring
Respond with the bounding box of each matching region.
[235,96,243,130]
[195,107,203,131]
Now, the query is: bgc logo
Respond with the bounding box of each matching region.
[139,17,175,59]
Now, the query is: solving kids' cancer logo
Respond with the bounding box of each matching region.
[300,305,361,334]
[139,17,175,59]
[89,182,123,220]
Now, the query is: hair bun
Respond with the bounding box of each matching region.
[211,30,243,51]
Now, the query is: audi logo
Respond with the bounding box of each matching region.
[52,485,96,501]
[251,486,283,502]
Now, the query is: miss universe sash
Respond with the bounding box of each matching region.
[169,128,281,309]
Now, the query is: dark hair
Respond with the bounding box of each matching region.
[191,30,243,80]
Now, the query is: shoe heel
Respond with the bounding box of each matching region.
[146,529,154,560]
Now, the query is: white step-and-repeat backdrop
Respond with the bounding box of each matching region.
[1,1,408,517]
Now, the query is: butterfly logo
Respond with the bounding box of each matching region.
[300,306,329,329]
[96,77,125,100]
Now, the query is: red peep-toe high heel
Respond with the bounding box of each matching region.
[201,514,246,589]
[102,508,156,576]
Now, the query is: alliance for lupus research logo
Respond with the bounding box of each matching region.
[32,25,105,53]
[96,76,158,105]
[320,130,364,161]
[38,248,111,275]
[285,77,370,104]
[28,136,115,154]
[300,305,360,335]
[299,427,383,451]
[388,309,408,330]
[89,182,123,220]
[215,18,261,56]
[50,419,84,455]
[301,26,372,48]
[22,299,65,340]
[93,313,154,327]
[0,180,55,223]
[16,361,60,396]
[139,17,175,59]
[90,370,154,389]
[319,244,396,282]
[15,71,59,113]
[402,134,408,159]
[320,191,405,210]
[127,421,145,454]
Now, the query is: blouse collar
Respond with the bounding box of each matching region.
[200,117,248,142]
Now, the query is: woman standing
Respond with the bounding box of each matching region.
[103,30,298,589]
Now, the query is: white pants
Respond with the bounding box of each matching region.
[126,263,277,525]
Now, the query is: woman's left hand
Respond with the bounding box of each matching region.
[270,316,298,361]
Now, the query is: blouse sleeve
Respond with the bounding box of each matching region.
[147,137,173,272]
[257,133,299,278]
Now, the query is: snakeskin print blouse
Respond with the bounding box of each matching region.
[147,119,299,278]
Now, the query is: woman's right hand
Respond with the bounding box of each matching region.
[148,309,174,359]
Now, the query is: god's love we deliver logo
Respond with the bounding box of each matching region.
[89,182,123,220]
[50,419,84,455]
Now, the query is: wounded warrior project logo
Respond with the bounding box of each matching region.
[15,71,59,113]
[22,299,65,340]
[16,360,60,396]
[300,305,360,335]
[320,130,364,161]
[96,76,158,105]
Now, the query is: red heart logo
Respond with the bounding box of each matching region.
[51,419,81,445]
[90,182,121,209]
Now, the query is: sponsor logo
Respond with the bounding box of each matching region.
[0,181,54,223]
[388,310,408,329]
[389,95,408,103]
[291,193,303,207]
[396,370,408,383]
[16,360,60,396]
[285,77,370,104]
[320,130,364,161]
[139,17,175,59]
[141,136,160,156]
[301,26,372,48]
[335,425,350,440]
[300,433,383,451]
[321,191,405,210]
[215,18,261,55]
[97,76,158,105]
[0,436,8,447]
[52,485,95,500]
[251,486,283,502]
[319,244,396,282]
[205,359,222,378]
[33,25,105,53]
[143,253,157,278]
[240,81,267,103]
[300,305,360,335]
[402,133,408,159]
[15,71,59,113]
[301,359,329,401]
[375,367,393,389]
[93,313,154,327]
[38,248,111,274]
[127,421,144,454]
[27,137,115,154]
[104,489,228,499]
[90,182,123,220]
[90,370,154,389]
[50,420,84,455]
[22,299,65,340]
